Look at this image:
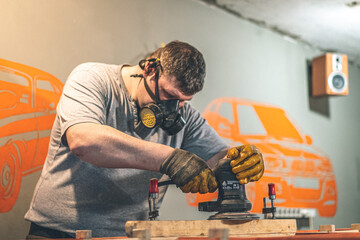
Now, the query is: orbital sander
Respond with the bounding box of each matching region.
[149,158,261,221]
[198,158,259,220]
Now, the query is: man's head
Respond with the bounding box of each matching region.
[131,41,206,134]
[147,41,206,96]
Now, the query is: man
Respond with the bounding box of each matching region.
[25,41,264,238]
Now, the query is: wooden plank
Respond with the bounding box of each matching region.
[333,230,359,233]
[132,229,151,240]
[125,219,296,238]
[351,224,360,230]
[208,228,229,240]
[319,224,335,232]
[76,230,92,240]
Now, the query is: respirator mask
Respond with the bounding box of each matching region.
[131,58,186,135]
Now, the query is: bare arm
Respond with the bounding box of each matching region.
[66,122,173,172]
[206,148,229,168]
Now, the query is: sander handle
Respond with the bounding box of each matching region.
[158,180,174,186]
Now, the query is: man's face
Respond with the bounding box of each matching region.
[139,74,193,108]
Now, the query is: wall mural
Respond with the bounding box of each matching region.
[0,59,63,212]
[0,61,337,218]
[186,97,337,217]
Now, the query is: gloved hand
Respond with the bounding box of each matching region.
[227,144,264,184]
[160,149,218,194]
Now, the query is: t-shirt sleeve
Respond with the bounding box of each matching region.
[57,63,109,146]
[180,103,229,161]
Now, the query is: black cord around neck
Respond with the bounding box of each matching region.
[130,74,144,78]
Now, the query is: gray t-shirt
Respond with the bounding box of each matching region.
[24,63,228,237]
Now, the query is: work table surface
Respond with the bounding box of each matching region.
[16,229,360,240]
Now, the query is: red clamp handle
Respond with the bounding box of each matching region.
[268,183,276,200]
[150,178,159,194]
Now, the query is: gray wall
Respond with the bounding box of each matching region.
[1,0,359,238]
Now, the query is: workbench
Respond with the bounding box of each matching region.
[98,230,360,239]
[19,230,360,240]
[174,230,360,240]
[20,223,360,240]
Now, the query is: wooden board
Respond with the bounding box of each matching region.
[351,224,360,230]
[125,219,296,238]
[317,224,360,234]
[319,224,335,232]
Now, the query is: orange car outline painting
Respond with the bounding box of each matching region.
[0,58,63,212]
[187,97,337,217]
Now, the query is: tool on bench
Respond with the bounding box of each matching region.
[148,178,174,220]
[262,183,277,219]
[198,158,259,220]
[148,158,270,221]
[148,178,159,220]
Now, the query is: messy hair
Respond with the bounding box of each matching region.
[148,41,206,95]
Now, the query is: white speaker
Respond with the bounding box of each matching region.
[312,53,349,96]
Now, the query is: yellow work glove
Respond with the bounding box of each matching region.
[227,144,264,184]
[160,149,218,194]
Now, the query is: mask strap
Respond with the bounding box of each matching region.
[142,58,161,103]
[154,69,160,102]
[143,75,158,102]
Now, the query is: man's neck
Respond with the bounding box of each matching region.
[121,65,143,101]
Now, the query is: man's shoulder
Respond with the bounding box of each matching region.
[181,102,204,126]
[67,63,122,86]
[71,62,118,74]
[181,102,199,114]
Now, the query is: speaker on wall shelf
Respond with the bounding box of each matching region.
[312,53,349,96]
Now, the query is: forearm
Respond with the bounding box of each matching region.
[66,123,173,171]
[207,148,229,168]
